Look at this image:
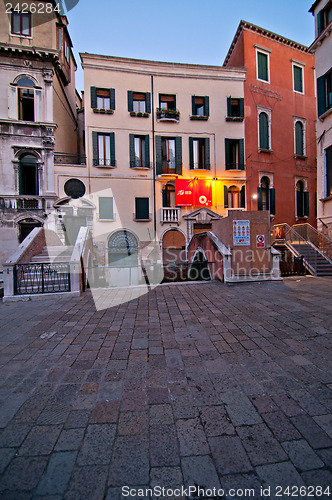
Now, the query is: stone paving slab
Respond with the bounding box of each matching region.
[0,277,331,499]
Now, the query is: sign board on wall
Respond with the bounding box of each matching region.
[256,234,265,248]
[233,220,250,246]
[175,179,212,207]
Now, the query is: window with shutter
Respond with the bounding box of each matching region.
[94,132,115,167]
[293,65,304,93]
[257,51,269,82]
[224,186,229,208]
[91,88,115,111]
[99,197,114,220]
[226,97,244,120]
[130,135,150,168]
[325,146,332,198]
[259,112,270,150]
[135,198,149,220]
[295,121,304,156]
[225,139,244,170]
[189,138,210,170]
[317,70,332,117]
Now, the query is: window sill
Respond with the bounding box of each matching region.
[130,166,151,170]
[225,116,244,122]
[318,107,332,121]
[258,148,273,154]
[294,154,307,160]
[257,78,270,85]
[190,167,210,171]
[157,117,180,123]
[293,90,304,95]
[93,109,114,114]
[129,112,150,117]
[225,167,245,171]
[295,216,309,221]
[320,195,332,203]
[10,33,32,39]
[133,218,151,222]
[93,164,116,168]
[190,115,209,121]
[97,218,116,222]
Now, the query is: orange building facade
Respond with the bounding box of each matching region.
[224,21,317,227]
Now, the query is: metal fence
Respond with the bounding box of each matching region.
[14,263,71,295]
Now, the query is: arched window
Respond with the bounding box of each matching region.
[162,183,175,207]
[9,76,42,122]
[296,180,309,217]
[18,154,38,196]
[259,112,269,150]
[295,121,304,156]
[228,185,241,208]
[108,230,138,267]
[257,176,275,215]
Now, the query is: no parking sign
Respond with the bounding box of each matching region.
[256,234,265,248]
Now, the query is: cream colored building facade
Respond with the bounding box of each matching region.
[0,0,78,265]
[310,0,332,238]
[55,54,246,268]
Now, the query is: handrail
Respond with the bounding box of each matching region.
[293,223,332,262]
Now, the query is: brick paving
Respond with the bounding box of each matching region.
[0,276,331,499]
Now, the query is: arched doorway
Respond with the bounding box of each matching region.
[18,218,43,243]
[107,230,140,286]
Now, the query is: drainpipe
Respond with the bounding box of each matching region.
[151,74,156,241]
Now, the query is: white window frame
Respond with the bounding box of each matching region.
[257,106,272,151]
[293,117,306,156]
[292,60,305,95]
[98,196,115,221]
[255,45,271,84]
[8,83,43,122]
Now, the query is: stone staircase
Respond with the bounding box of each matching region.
[30,245,74,263]
[290,243,332,276]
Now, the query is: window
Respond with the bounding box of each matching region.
[64,38,70,63]
[129,135,150,168]
[189,138,210,170]
[257,176,275,215]
[18,155,38,195]
[325,145,332,198]
[92,132,115,166]
[225,139,244,170]
[99,197,114,220]
[162,183,175,207]
[317,3,332,35]
[156,136,182,175]
[10,77,42,122]
[127,91,151,114]
[259,112,270,150]
[296,181,309,217]
[226,97,244,120]
[90,87,115,111]
[293,64,304,93]
[295,120,305,156]
[11,11,31,37]
[57,26,62,50]
[64,179,86,199]
[108,230,138,266]
[224,185,245,209]
[257,50,270,83]
[317,70,332,117]
[191,96,209,117]
[135,198,150,220]
[159,94,176,110]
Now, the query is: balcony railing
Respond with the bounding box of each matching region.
[160,207,180,225]
[0,196,46,211]
[54,153,86,165]
[156,108,180,121]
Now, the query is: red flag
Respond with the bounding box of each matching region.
[194,180,212,207]
[175,179,194,206]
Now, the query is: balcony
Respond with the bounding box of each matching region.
[160,207,180,225]
[54,153,87,165]
[156,108,180,122]
[0,196,47,211]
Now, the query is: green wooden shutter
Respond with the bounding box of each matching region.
[35,166,39,195]
[145,135,150,167]
[204,138,210,170]
[317,9,324,35]
[225,139,230,170]
[269,188,275,215]
[295,122,303,155]
[304,192,309,217]
[227,97,231,117]
[129,134,135,168]
[145,93,151,114]
[92,131,98,165]
[127,90,133,112]
[224,185,229,208]
[175,136,182,175]
[257,187,263,211]
[258,52,268,81]
[90,87,97,108]
[173,95,177,110]
[110,89,115,110]
[18,164,23,195]
[135,198,149,219]
[99,197,113,219]
[239,139,244,170]
[204,96,209,117]
[191,96,195,115]
[294,66,303,93]
[189,137,194,169]
[296,189,302,217]
[317,75,326,117]
[155,136,162,175]
[240,185,245,208]
[239,98,244,118]
[259,113,269,149]
[110,132,115,167]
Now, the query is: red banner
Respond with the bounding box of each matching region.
[175,179,194,206]
[193,179,212,207]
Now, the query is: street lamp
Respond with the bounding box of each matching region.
[251,193,258,211]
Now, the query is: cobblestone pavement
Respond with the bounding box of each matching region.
[0,277,331,500]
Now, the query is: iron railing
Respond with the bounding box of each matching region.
[54,153,87,165]
[14,263,70,295]
[293,223,332,262]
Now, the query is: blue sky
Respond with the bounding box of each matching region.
[66,0,316,93]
